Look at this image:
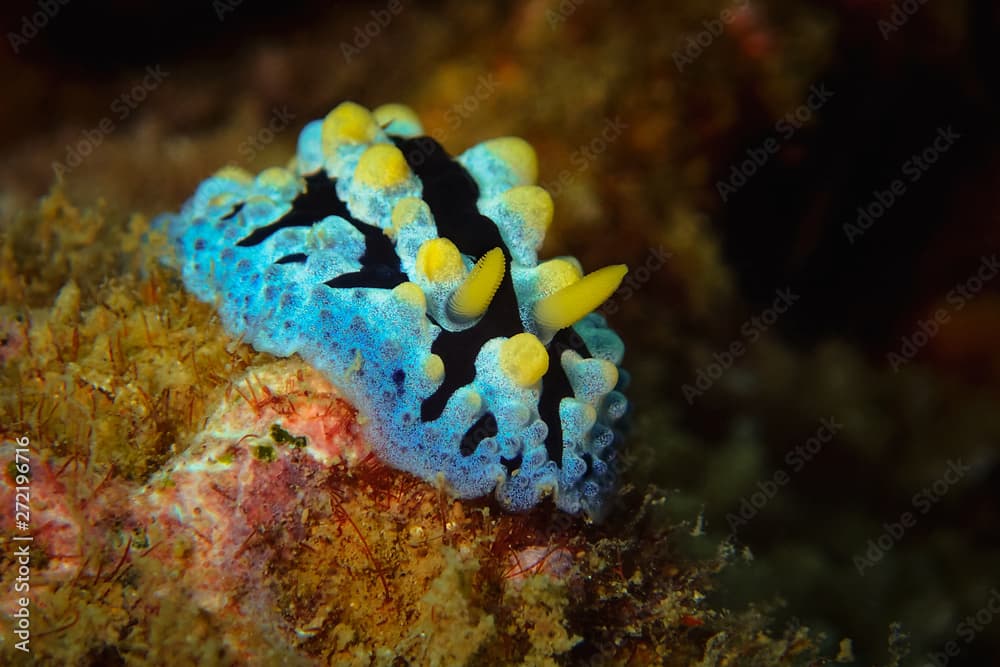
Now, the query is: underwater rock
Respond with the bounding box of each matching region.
[132,359,367,625]
[155,102,630,518]
[1,358,591,663]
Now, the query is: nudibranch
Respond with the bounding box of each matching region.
[155,102,628,518]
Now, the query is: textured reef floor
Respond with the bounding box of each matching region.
[0,187,827,666]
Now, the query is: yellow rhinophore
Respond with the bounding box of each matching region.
[482,137,538,185]
[500,185,553,236]
[321,102,379,154]
[499,333,550,387]
[354,144,411,189]
[534,264,628,332]
[447,247,506,322]
[415,238,466,283]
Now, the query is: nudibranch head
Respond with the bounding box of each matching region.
[155,101,629,518]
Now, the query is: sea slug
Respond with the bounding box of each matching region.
[155,101,629,517]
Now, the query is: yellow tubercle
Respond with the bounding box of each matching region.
[321,102,379,153]
[373,103,421,129]
[592,358,620,394]
[465,390,483,412]
[207,193,240,209]
[534,264,628,332]
[391,197,427,234]
[536,258,583,295]
[483,137,538,185]
[578,403,598,429]
[423,354,445,383]
[354,144,411,189]
[213,165,253,184]
[500,185,553,236]
[499,333,549,387]
[415,238,466,283]
[447,247,505,322]
[256,166,299,190]
[392,282,427,312]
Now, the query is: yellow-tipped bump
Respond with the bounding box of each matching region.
[256,166,299,191]
[483,137,538,185]
[500,185,553,236]
[415,238,465,283]
[423,354,445,383]
[354,144,411,189]
[464,389,483,412]
[499,333,549,387]
[536,258,583,294]
[534,264,628,331]
[213,165,254,184]
[390,197,426,234]
[373,103,421,130]
[392,281,427,311]
[447,247,506,322]
[321,102,379,153]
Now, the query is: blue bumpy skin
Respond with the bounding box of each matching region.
[154,102,629,518]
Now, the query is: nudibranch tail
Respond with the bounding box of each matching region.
[154,101,629,518]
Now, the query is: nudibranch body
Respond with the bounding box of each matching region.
[156,102,628,518]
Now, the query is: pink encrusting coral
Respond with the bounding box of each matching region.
[0,443,131,583]
[0,357,593,663]
[133,356,371,571]
[129,359,369,641]
[3,358,372,661]
[503,545,575,584]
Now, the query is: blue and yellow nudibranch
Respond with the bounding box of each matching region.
[155,102,629,518]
